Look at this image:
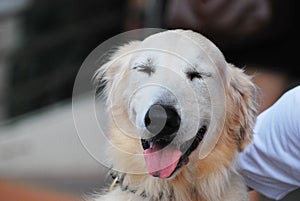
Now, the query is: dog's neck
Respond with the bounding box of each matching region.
[109,165,239,201]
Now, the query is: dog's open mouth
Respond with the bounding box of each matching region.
[141,125,207,178]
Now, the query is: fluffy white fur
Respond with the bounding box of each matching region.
[92,30,258,201]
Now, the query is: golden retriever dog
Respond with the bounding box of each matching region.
[92,30,257,201]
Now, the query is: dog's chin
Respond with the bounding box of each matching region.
[141,125,207,179]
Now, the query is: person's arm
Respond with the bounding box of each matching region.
[238,86,300,200]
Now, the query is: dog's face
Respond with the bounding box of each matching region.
[95,30,257,179]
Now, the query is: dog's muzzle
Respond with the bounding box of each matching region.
[140,103,207,179]
[141,104,183,178]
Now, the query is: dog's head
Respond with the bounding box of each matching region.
[94,30,257,179]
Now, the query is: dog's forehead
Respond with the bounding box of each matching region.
[140,31,202,59]
[130,35,197,71]
[133,30,228,80]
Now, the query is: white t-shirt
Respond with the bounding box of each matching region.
[238,86,300,200]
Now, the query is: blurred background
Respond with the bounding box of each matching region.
[0,0,299,200]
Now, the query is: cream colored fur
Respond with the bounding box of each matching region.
[92,30,258,201]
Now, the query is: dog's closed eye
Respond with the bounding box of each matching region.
[132,65,155,76]
[132,58,156,76]
[186,71,212,81]
[186,71,203,81]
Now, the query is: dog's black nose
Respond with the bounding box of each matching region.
[144,104,181,138]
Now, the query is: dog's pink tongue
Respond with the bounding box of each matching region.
[144,145,181,178]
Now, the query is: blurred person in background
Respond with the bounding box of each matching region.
[166,0,299,113]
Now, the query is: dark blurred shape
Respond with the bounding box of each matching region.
[8,0,127,118]
[166,0,299,77]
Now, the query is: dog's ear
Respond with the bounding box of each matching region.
[93,41,141,98]
[227,64,258,152]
